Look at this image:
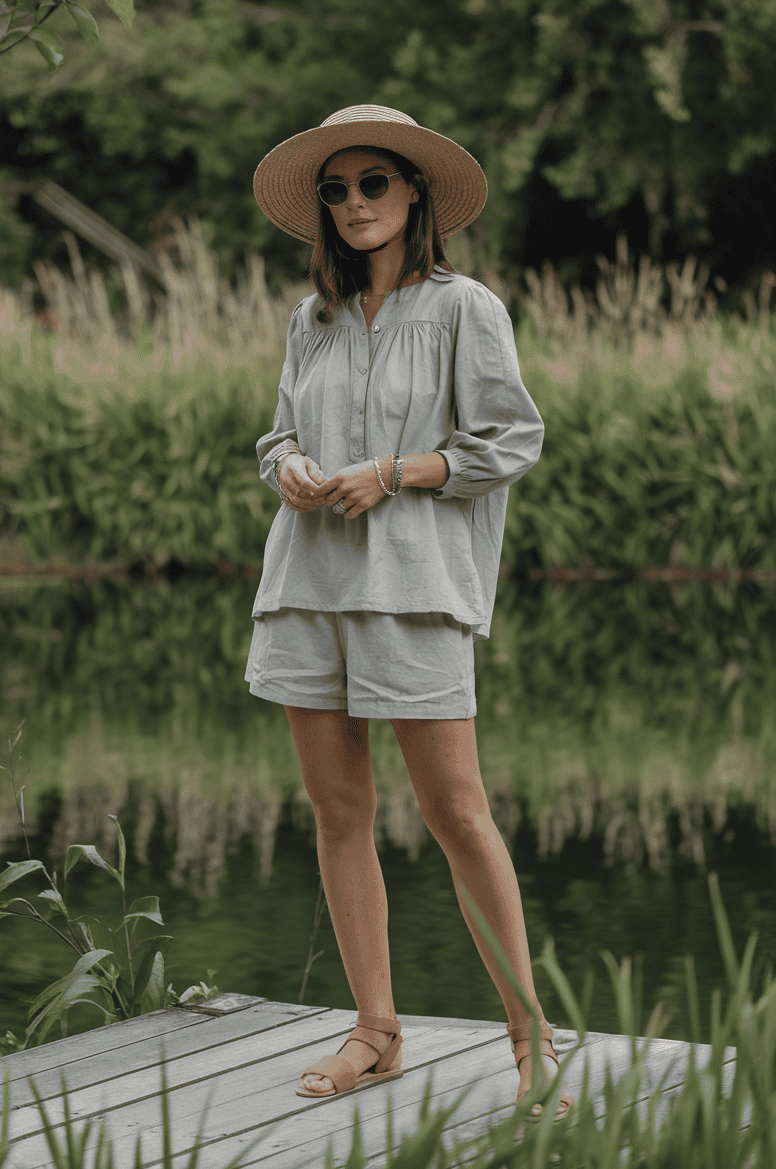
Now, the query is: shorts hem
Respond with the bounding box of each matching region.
[346,701,477,720]
[247,681,348,710]
[247,682,475,719]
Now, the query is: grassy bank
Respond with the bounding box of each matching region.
[2,316,775,574]
[2,225,775,573]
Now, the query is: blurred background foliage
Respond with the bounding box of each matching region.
[1,0,776,307]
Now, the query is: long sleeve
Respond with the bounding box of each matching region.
[257,302,304,495]
[431,282,544,500]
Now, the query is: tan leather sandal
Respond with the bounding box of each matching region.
[508,1018,574,1121]
[295,1012,403,1098]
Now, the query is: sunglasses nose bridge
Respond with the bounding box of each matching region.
[320,176,390,206]
[346,179,368,207]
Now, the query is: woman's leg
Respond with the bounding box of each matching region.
[391,715,564,1115]
[390,715,540,1030]
[284,706,399,1092]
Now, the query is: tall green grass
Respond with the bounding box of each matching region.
[2,224,775,571]
[1,873,773,1167]
[2,311,775,573]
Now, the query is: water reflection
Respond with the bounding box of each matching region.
[2,573,774,877]
[2,572,775,1042]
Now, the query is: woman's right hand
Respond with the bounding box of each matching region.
[279,453,328,511]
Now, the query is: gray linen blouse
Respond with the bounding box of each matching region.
[251,265,544,643]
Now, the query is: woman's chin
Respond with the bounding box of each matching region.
[344,236,382,251]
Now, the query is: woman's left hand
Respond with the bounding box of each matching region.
[308,458,390,519]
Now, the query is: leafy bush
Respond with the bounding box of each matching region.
[0,722,218,1053]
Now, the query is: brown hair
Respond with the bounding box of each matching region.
[310,146,456,324]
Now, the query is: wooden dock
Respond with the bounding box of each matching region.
[1,995,738,1168]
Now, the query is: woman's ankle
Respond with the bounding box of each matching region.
[507,1001,545,1032]
[357,1009,398,1024]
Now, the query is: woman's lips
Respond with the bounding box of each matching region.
[349,220,376,228]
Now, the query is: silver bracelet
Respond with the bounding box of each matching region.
[391,453,403,494]
[272,440,302,504]
[373,453,402,496]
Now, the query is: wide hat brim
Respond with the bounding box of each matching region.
[253,104,488,244]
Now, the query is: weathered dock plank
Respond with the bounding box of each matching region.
[3,1001,326,1110]
[0,1005,215,1085]
[0,999,739,1169]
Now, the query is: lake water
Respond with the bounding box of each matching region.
[1,570,775,1047]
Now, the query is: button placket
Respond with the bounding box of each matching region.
[351,340,369,462]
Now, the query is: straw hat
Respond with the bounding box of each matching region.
[253,104,487,244]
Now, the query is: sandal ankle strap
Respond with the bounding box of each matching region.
[506,1018,553,1045]
[355,1012,401,1036]
[511,1037,558,1067]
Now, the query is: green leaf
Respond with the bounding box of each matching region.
[27,1075,74,1160]
[72,947,115,977]
[132,936,173,1007]
[60,974,108,1008]
[27,949,114,1020]
[104,0,134,28]
[64,844,121,886]
[124,895,163,925]
[28,24,65,68]
[708,872,739,991]
[27,975,113,1047]
[0,896,39,919]
[107,815,127,886]
[75,914,112,953]
[0,859,45,895]
[539,936,588,1038]
[0,0,36,43]
[140,951,166,1013]
[65,1,99,43]
[37,889,69,919]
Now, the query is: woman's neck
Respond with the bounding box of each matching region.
[365,234,408,294]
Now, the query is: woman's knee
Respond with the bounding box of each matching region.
[390,716,490,843]
[284,706,377,832]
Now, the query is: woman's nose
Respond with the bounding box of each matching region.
[345,183,367,210]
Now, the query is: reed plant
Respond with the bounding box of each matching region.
[2,224,776,573]
[0,1058,265,1169]
[21,216,310,359]
[1,871,771,1167]
[519,231,775,349]
[0,722,219,1055]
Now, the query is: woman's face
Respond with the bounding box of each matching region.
[321,149,419,253]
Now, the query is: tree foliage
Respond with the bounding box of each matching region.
[0,0,135,68]
[1,0,775,295]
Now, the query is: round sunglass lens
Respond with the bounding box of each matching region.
[360,175,389,198]
[320,182,347,205]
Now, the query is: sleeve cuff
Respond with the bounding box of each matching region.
[430,449,459,499]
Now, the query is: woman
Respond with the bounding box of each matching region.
[246,105,573,1120]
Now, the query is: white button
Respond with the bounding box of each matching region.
[373,325,380,333]
[360,367,367,374]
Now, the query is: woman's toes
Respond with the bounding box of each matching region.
[304,1074,332,1092]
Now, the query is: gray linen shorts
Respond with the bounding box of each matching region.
[244,607,476,719]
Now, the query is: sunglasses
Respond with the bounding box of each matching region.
[317,171,402,207]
